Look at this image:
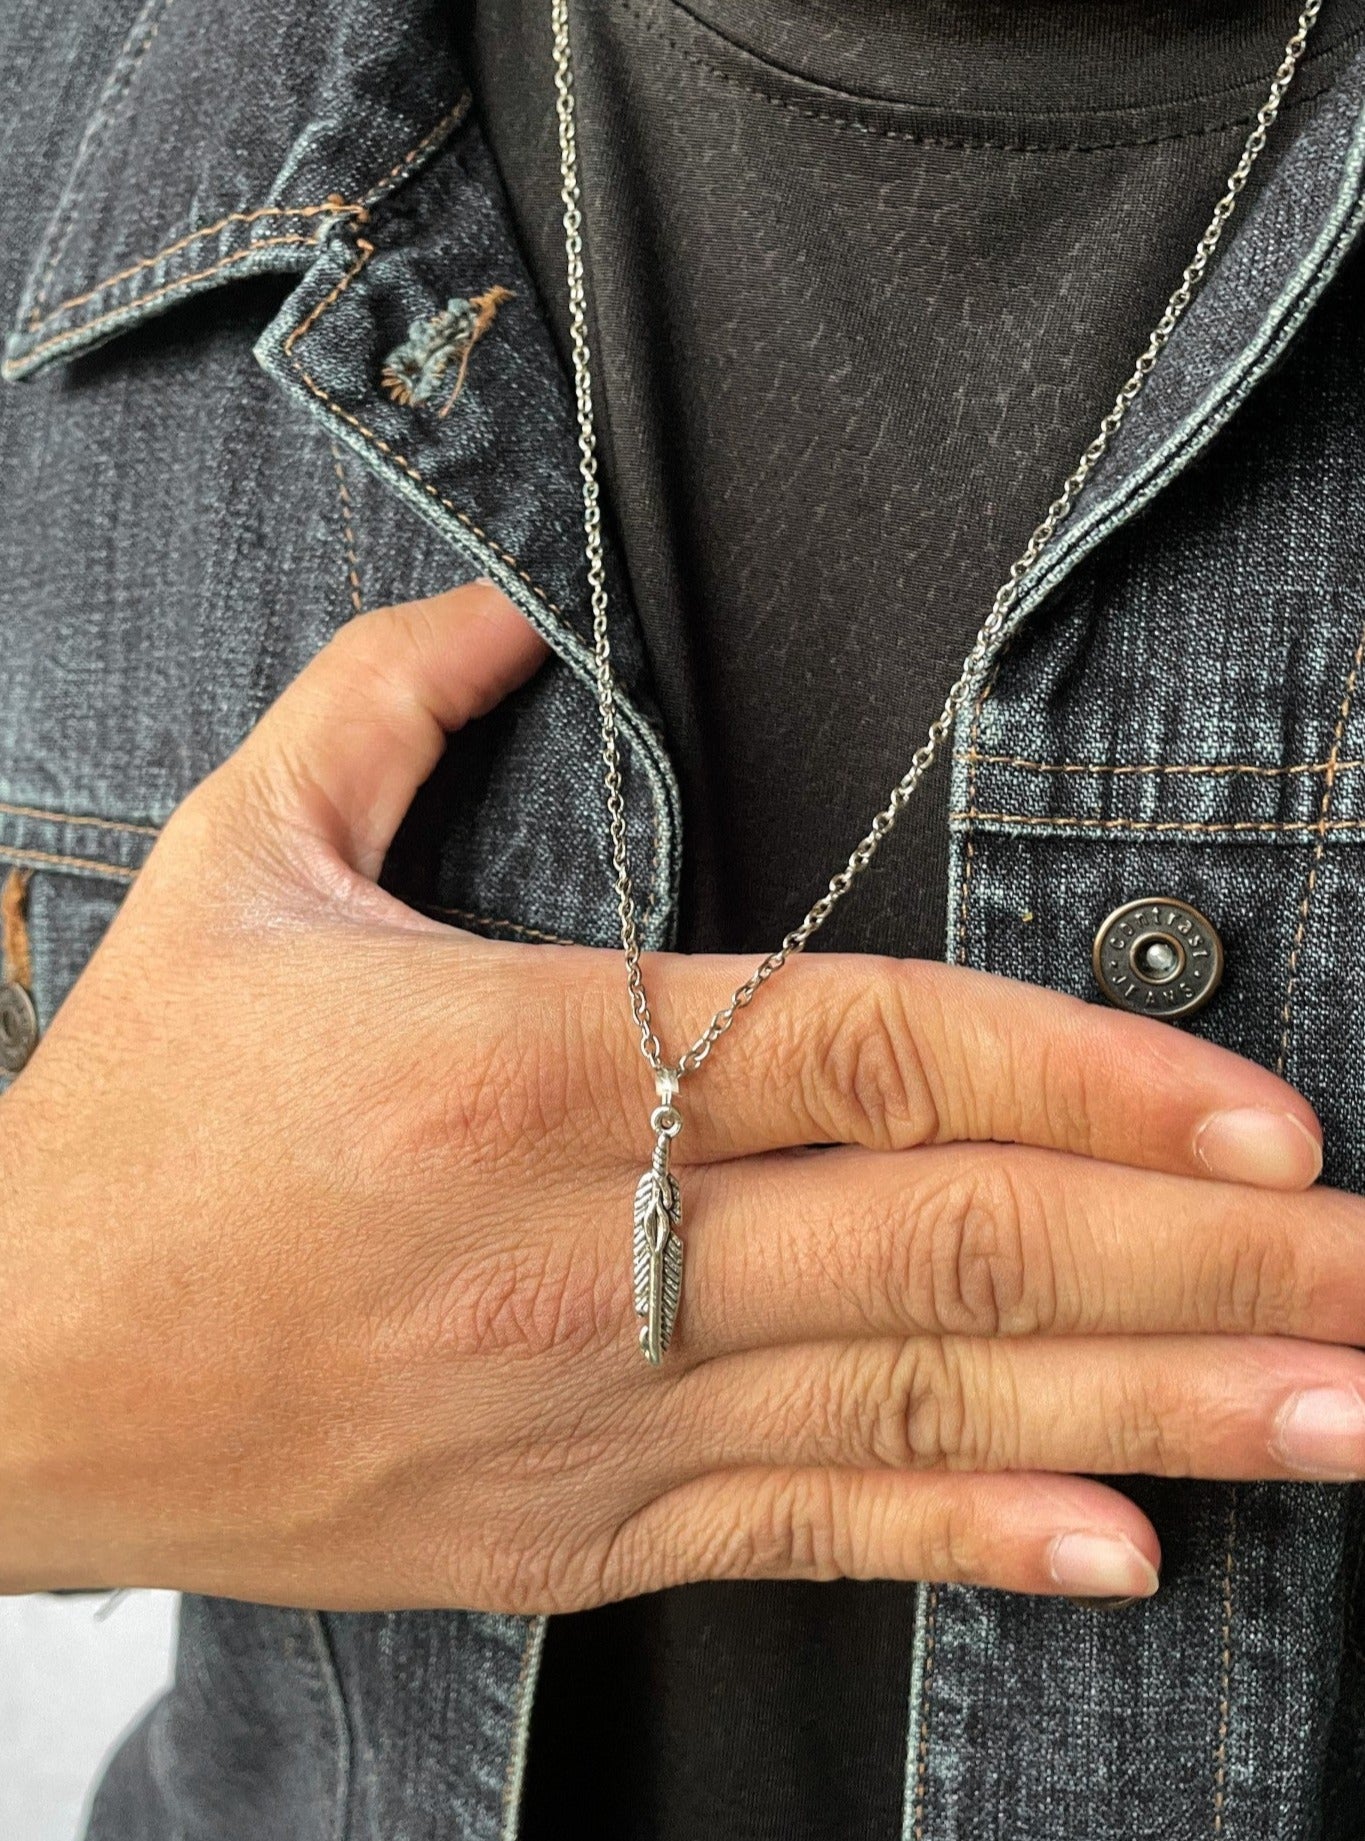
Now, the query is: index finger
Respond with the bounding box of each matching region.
[620,954,1322,1188]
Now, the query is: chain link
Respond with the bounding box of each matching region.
[552,0,1323,1087]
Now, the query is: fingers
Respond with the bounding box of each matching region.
[605,1466,1161,1600]
[679,1145,1365,1355]
[675,1332,1365,1485]
[222,583,548,879]
[626,953,1321,1187]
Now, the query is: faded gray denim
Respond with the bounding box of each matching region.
[2,1,1365,1837]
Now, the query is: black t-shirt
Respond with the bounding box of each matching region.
[460,0,1365,1834]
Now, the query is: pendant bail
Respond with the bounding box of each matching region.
[650,1066,683,1138]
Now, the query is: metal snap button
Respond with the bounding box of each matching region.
[0,979,38,1073]
[1092,897,1224,1019]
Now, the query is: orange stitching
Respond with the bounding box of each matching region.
[28,0,178,326]
[19,88,470,346]
[360,92,473,206]
[911,1583,939,1839]
[282,238,666,931]
[1279,853,1327,1070]
[283,237,376,356]
[950,810,1365,836]
[428,904,573,945]
[1,868,33,990]
[955,667,997,966]
[27,203,362,333]
[6,237,324,376]
[292,360,571,622]
[0,795,158,836]
[1212,1493,1237,1834]
[1276,612,1365,1074]
[0,845,137,883]
[960,750,1365,780]
[284,243,572,624]
[328,440,365,618]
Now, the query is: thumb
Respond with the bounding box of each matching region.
[229,582,548,881]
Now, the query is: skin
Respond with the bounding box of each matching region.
[0,580,1357,1615]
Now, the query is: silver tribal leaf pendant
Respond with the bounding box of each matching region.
[633,1121,683,1365]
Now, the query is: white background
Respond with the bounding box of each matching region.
[0,1593,177,1841]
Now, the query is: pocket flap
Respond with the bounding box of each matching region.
[3,0,470,380]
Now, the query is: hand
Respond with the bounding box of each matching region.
[0,583,1355,1614]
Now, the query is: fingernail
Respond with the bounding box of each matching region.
[1272,1386,1365,1479]
[1048,1532,1159,1600]
[1194,1108,1322,1188]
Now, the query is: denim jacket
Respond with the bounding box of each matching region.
[4,2,1365,1836]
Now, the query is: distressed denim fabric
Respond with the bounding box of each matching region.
[2,2,1365,1838]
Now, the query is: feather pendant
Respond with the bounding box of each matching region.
[633,1138,683,1365]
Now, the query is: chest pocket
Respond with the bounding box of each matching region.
[0,0,679,1080]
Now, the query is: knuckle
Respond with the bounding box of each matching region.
[850,1341,972,1470]
[1203,1219,1303,1335]
[917,1157,1058,1338]
[917,1487,984,1584]
[1100,1368,1180,1472]
[1031,1029,1102,1156]
[742,1472,844,1581]
[801,966,938,1150]
[873,1340,1019,1472]
[328,599,414,667]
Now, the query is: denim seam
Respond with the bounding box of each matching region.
[27,202,364,334]
[958,750,1365,779]
[285,238,377,354]
[6,237,328,376]
[357,94,474,209]
[26,0,176,326]
[276,235,676,939]
[908,1582,939,1840]
[0,796,157,835]
[1275,608,1365,1073]
[630,0,1349,152]
[429,904,574,945]
[1,850,590,942]
[302,1613,353,1841]
[953,664,998,964]
[9,92,474,372]
[1212,1493,1238,1834]
[0,844,136,882]
[500,1615,547,1841]
[949,811,1365,836]
[328,440,365,617]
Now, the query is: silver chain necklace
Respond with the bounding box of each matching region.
[551,0,1324,1364]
